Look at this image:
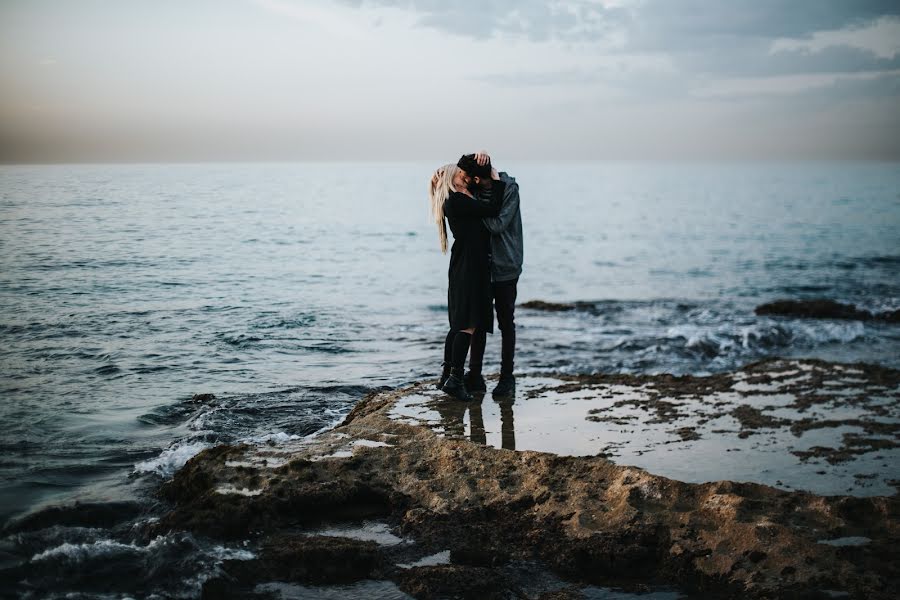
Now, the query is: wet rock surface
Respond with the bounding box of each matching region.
[755,299,900,323]
[393,359,900,496]
[157,359,899,600]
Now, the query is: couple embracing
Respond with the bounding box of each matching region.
[428,152,523,401]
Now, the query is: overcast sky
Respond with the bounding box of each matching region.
[1,0,899,162]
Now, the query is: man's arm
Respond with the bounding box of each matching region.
[482,173,519,234]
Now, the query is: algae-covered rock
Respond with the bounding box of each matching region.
[155,359,900,599]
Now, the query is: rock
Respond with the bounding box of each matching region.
[449,544,510,568]
[249,535,383,584]
[520,300,601,314]
[154,361,900,600]
[395,565,510,600]
[156,445,395,539]
[521,300,579,312]
[755,299,896,322]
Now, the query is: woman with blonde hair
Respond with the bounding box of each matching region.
[429,160,505,401]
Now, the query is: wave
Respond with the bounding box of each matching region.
[517,298,886,374]
[665,319,866,357]
[860,254,900,267]
[12,531,255,599]
[32,537,165,562]
[3,502,143,535]
[251,313,317,330]
[133,384,375,479]
[31,536,254,564]
[133,441,210,478]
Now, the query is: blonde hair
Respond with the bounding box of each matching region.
[429,163,459,254]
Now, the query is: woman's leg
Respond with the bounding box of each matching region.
[442,327,475,401]
[451,327,475,373]
[437,329,455,388]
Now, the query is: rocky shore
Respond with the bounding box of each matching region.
[754,300,900,323]
[522,297,900,323]
[155,359,899,599]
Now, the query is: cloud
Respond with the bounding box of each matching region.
[771,16,900,59]
[623,0,900,43]
[692,69,900,99]
[253,0,371,37]
[335,0,629,42]
[339,0,900,85]
[4,1,899,161]
[338,0,900,45]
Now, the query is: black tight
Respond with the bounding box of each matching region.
[443,329,473,373]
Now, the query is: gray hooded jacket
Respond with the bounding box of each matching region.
[480,172,523,282]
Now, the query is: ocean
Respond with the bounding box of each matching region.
[1,161,899,598]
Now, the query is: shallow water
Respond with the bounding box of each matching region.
[391,362,900,496]
[2,161,899,597]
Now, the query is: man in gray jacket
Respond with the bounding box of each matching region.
[456,152,523,396]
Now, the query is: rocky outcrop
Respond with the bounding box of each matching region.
[755,299,900,323]
[519,300,601,314]
[156,360,899,600]
[520,300,580,312]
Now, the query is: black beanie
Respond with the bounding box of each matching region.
[457,154,491,179]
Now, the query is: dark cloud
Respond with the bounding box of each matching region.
[448,0,900,92]
[627,1,900,44]
[346,0,900,44]
[618,1,900,78]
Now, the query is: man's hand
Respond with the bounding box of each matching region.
[475,151,490,166]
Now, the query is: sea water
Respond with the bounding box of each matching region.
[1,161,898,597]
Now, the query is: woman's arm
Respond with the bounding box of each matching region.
[446,181,507,218]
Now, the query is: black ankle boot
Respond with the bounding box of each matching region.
[442,369,472,401]
[492,374,515,397]
[464,371,487,393]
[436,363,451,390]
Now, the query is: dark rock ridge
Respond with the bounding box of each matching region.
[755,299,900,323]
[521,298,900,323]
[155,360,899,600]
[520,300,602,314]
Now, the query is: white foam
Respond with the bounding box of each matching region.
[314,450,354,461]
[32,534,257,566]
[398,550,451,569]
[31,536,169,562]
[225,455,289,469]
[792,320,866,344]
[215,484,264,496]
[133,441,210,478]
[250,431,301,444]
[352,439,391,448]
[211,546,256,560]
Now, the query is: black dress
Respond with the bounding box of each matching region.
[443,181,506,332]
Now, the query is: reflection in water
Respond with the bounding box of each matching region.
[434,393,516,450]
[497,397,515,451]
[391,372,900,497]
[469,402,486,445]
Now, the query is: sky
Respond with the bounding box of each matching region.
[1,0,899,162]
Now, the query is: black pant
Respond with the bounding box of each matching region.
[469,277,517,377]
